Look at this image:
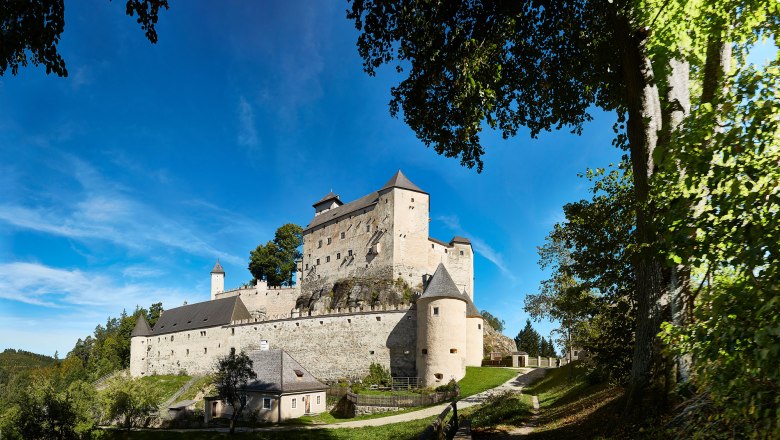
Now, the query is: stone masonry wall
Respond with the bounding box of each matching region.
[131,308,417,381]
[215,282,300,320]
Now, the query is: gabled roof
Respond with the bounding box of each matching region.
[149,296,250,336]
[419,264,467,302]
[312,191,342,208]
[243,349,326,394]
[131,315,152,337]
[379,170,426,194]
[211,261,225,274]
[304,191,379,232]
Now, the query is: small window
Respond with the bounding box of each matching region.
[434,373,443,381]
[445,249,448,253]
[317,395,321,405]
[411,197,415,202]
[231,328,235,335]
[292,398,297,409]
[422,349,428,355]
[230,347,236,356]
[366,224,371,232]
[432,307,439,316]
[186,349,190,355]
[337,252,341,260]
[376,316,381,321]
[460,250,464,256]
[348,249,353,257]
[327,237,332,245]
[263,398,272,409]
[305,263,309,270]
[318,240,322,248]
[478,323,482,330]
[316,258,320,265]
[369,350,375,355]
[171,350,174,355]
[326,256,331,263]
[204,348,208,354]
[431,244,434,248]
[340,232,345,239]
[171,335,174,341]
[450,348,458,354]
[201,331,206,336]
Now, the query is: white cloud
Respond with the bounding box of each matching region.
[0,156,244,266]
[237,96,259,149]
[436,214,517,282]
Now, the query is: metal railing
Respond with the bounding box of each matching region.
[345,390,458,408]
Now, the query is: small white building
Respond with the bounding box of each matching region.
[205,349,327,424]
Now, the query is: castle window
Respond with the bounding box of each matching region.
[230,348,235,356]
[231,328,235,335]
[318,240,322,248]
[411,197,414,202]
[292,398,297,409]
[327,237,332,245]
[158,351,160,357]
[460,250,464,256]
[326,256,330,263]
[171,350,174,355]
[434,373,443,381]
[450,348,458,354]
[478,324,482,330]
[305,263,309,270]
[317,396,321,405]
[316,258,320,265]
[366,224,371,232]
[204,348,208,354]
[432,307,439,316]
[369,351,375,355]
[201,331,206,336]
[422,349,428,355]
[263,398,272,409]
[337,253,341,260]
[340,232,345,239]
[171,335,174,341]
[186,349,189,355]
[432,244,434,248]
[445,249,448,253]
[376,316,381,321]
[348,249,353,257]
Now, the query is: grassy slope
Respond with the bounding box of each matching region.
[138,375,193,405]
[458,367,519,397]
[0,349,56,375]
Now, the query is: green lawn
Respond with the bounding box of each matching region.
[177,375,214,402]
[138,375,193,405]
[457,366,519,397]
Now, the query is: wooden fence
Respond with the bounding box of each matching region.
[345,390,458,408]
[419,399,460,439]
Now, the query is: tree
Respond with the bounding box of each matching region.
[214,351,257,434]
[0,0,169,77]
[479,310,505,332]
[540,337,557,358]
[514,319,540,357]
[248,223,303,287]
[346,0,776,407]
[100,375,157,429]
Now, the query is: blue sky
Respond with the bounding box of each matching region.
[3,2,772,357]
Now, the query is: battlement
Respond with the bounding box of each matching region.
[229,302,415,325]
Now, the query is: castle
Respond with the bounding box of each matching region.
[130,171,483,387]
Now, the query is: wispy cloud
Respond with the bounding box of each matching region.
[436,215,517,282]
[0,156,243,266]
[0,262,188,309]
[237,96,259,149]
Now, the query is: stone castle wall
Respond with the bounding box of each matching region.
[428,240,473,299]
[131,307,417,381]
[214,281,300,320]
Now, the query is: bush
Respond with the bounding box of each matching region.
[362,362,391,387]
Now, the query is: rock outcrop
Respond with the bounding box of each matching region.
[296,277,415,313]
[483,323,516,357]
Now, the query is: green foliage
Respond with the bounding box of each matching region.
[479,310,505,332]
[362,362,391,387]
[0,1,169,77]
[214,351,257,434]
[248,223,303,287]
[514,319,541,357]
[100,375,158,429]
[468,391,533,429]
[540,337,558,358]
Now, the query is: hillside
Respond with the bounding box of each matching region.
[0,348,57,377]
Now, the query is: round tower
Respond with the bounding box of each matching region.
[463,291,485,367]
[210,260,225,300]
[417,264,468,387]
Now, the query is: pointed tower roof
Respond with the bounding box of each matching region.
[131,315,152,337]
[243,349,327,393]
[211,260,225,274]
[379,170,427,194]
[462,290,481,317]
[312,191,343,208]
[420,264,467,302]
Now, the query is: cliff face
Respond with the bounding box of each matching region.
[483,323,517,357]
[296,277,414,313]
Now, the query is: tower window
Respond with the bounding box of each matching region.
[434,373,443,380]
[422,349,428,355]
[318,240,322,248]
[316,258,320,265]
[366,224,371,232]
[186,349,189,355]
[337,253,341,260]
[432,307,439,316]
[326,256,331,263]
[460,250,464,256]
[340,232,345,239]
[445,249,448,253]
[411,197,415,202]
[450,348,458,354]
[204,348,207,354]
[231,328,235,335]
[305,264,309,270]
[327,237,332,245]
[478,323,482,330]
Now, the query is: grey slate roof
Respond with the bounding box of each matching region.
[149,296,251,336]
[450,236,472,245]
[419,264,467,302]
[243,349,327,394]
[304,171,425,233]
[462,291,481,317]
[211,261,225,274]
[379,170,427,194]
[312,191,342,208]
[131,315,152,337]
[304,191,379,232]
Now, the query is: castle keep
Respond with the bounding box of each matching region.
[130,171,483,386]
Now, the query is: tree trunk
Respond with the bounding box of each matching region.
[617,20,666,410]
